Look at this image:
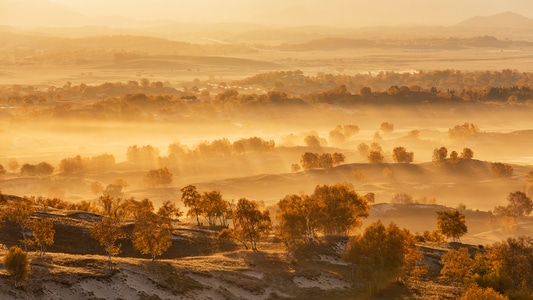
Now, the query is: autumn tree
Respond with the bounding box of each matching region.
[490,162,514,178]
[89,195,128,266]
[328,125,360,145]
[0,164,6,176]
[525,172,533,200]
[357,143,370,157]
[461,148,474,159]
[129,198,173,261]
[300,152,319,170]
[200,190,228,226]
[312,183,370,235]
[432,146,448,163]
[301,152,345,170]
[319,153,333,169]
[232,137,275,154]
[332,152,346,166]
[8,158,19,174]
[481,236,533,296]
[35,162,54,175]
[360,86,372,97]
[304,135,322,147]
[143,167,173,187]
[343,221,426,291]
[91,181,104,195]
[440,247,474,288]
[391,193,414,204]
[493,191,533,219]
[367,142,384,164]
[436,210,468,242]
[380,122,394,133]
[276,194,324,256]
[4,246,30,288]
[291,163,301,172]
[448,123,480,139]
[392,146,414,163]
[230,198,272,251]
[181,185,202,226]
[103,179,129,198]
[449,151,460,164]
[59,155,84,173]
[20,163,36,176]
[406,129,420,138]
[276,194,308,256]
[460,284,508,300]
[86,153,116,171]
[157,200,182,226]
[1,197,35,251]
[29,218,55,256]
[126,144,160,168]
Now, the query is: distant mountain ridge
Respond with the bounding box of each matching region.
[454,11,533,28]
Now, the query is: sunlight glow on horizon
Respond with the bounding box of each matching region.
[40,0,533,27]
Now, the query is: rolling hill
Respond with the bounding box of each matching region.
[455,11,533,28]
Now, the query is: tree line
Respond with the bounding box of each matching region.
[2,69,533,122]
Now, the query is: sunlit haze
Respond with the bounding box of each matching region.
[1,0,533,298]
[1,0,531,27]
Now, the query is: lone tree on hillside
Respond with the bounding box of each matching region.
[1,197,35,252]
[312,183,370,236]
[4,246,30,287]
[436,210,467,242]
[129,198,173,261]
[392,146,414,163]
[29,218,55,256]
[8,158,19,174]
[276,194,324,256]
[304,135,322,147]
[225,198,272,251]
[448,123,480,140]
[343,221,426,291]
[89,195,128,266]
[143,167,173,187]
[493,191,533,218]
[367,142,384,164]
[380,122,394,133]
[490,162,514,178]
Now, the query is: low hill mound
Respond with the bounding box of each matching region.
[455,11,533,29]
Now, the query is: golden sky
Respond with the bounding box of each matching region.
[2,0,533,27]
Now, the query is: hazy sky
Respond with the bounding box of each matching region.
[3,0,533,27]
[48,0,533,25]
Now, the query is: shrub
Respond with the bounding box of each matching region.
[4,246,30,287]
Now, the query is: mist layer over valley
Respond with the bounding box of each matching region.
[1,3,533,299]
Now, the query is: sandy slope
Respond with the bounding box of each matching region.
[0,247,355,300]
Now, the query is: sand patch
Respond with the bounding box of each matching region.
[293,273,351,290]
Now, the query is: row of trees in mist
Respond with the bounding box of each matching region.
[2,70,533,121]
[0,143,519,191]
[233,69,533,102]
